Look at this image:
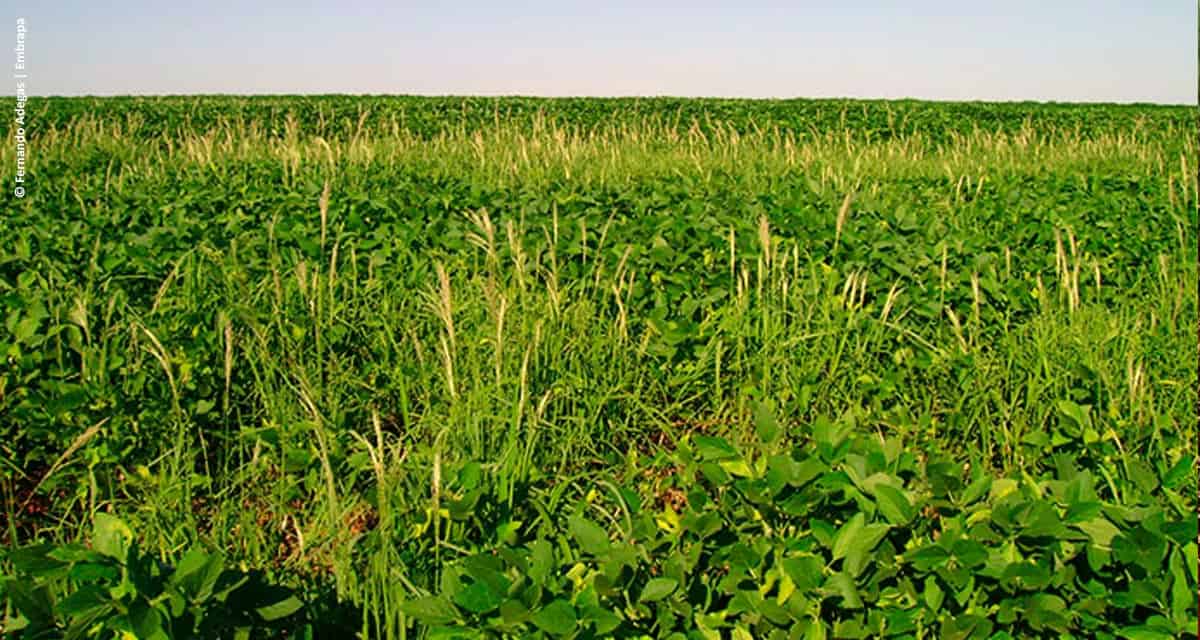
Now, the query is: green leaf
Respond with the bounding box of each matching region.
[194,399,215,415]
[694,436,739,460]
[61,605,111,640]
[400,596,460,626]
[92,513,133,561]
[531,599,577,636]
[989,478,1019,502]
[874,485,915,526]
[1162,456,1193,489]
[453,581,502,614]
[129,601,169,640]
[13,316,41,343]
[56,585,109,618]
[942,614,993,640]
[824,572,862,609]
[1169,548,1192,626]
[460,555,511,596]
[8,544,67,576]
[5,580,55,625]
[1064,501,1103,524]
[832,513,865,561]
[843,524,891,578]
[1116,627,1175,640]
[1023,593,1070,632]
[754,399,780,444]
[1074,517,1121,548]
[923,576,944,612]
[172,548,225,603]
[1125,459,1159,493]
[639,577,678,602]
[47,544,106,564]
[1184,543,1198,584]
[906,545,950,571]
[568,514,611,556]
[1163,518,1199,546]
[528,540,554,585]
[832,618,868,639]
[813,417,849,462]
[255,595,304,621]
[951,539,988,568]
[1056,399,1088,428]
[500,599,531,624]
[699,461,732,486]
[782,555,824,592]
[959,475,991,505]
[172,547,210,580]
[718,458,754,478]
[68,562,120,583]
[790,458,827,488]
[582,605,622,635]
[459,462,483,489]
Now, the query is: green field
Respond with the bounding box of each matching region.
[1,97,1197,639]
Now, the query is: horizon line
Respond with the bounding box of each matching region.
[23,92,1195,108]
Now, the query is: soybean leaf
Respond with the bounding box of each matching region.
[532,600,577,636]
[400,596,460,626]
[874,484,915,526]
[92,514,133,561]
[832,513,866,561]
[639,577,678,602]
[568,514,611,556]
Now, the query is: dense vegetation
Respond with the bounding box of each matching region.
[1,96,1196,638]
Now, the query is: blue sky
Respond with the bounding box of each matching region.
[18,1,1198,103]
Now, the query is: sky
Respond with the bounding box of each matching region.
[14,1,1198,104]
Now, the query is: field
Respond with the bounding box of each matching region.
[1,96,1197,639]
